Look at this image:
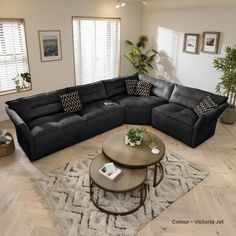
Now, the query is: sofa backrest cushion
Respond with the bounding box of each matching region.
[67,81,107,104]
[138,74,175,101]
[170,84,228,109]
[103,73,138,98]
[6,89,67,122]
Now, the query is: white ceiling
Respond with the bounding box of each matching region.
[125,0,236,10]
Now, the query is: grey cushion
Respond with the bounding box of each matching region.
[139,74,175,101]
[6,89,66,122]
[170,84,227,110]
[67,81,107,104]
[103,73,138,98]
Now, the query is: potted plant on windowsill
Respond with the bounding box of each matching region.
[214,46,236,124]
[12,73,31,92]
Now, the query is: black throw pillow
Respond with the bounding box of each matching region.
[194,96,218,117]
[59,91,83,114]
[134,81,152,96]
[126,80,138,95]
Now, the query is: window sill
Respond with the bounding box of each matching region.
[0,87,32,97]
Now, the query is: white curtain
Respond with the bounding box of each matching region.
[73,18,120,85]
[0,19,29,92]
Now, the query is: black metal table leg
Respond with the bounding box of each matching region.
[153,162,164,187]
[90,180,147,216]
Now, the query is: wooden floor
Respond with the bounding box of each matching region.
[0,119,235,236]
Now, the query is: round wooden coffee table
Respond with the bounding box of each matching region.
[89,152,147,215]
[102,130,165,187]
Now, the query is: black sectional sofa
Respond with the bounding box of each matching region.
[5,73,228,162]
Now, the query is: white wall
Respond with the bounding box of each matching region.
[0,0,142,121]
[142,5,236,92]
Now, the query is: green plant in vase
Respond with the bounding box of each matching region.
[127,129,137,147]
[134,127,146,145]
[12,72,31,92]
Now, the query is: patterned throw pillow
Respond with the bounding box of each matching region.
[134,81,152,96]
[126,80,138,95]
[194,96,218,117]
[59,91,82,114]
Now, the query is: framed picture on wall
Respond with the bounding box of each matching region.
[38,30,62,62]
[183,33,200,54]
[202,32,220,54]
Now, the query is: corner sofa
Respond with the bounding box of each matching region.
[5,73,228,162]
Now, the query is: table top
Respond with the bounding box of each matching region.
[89,153,147,193]
[102,130,165,167]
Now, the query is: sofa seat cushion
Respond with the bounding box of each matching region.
[112,94,166,108]
[153,103,198,126]
[28,113,87,137]
[78,100,124,137]
[111,94,166,124]
[27,113,88,158]
[78,100,123,120]
[152,103,199,146]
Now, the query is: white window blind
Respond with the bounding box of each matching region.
[0,19,29,93]
[73,18,120,85]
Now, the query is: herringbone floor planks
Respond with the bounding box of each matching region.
[0,120,235,236]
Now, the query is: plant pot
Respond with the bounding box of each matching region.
[220,107,236,124]
[136,140,141,145]
[129,142,135,147]
[16,86,21,92]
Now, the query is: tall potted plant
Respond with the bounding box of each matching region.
[125,35,158,74]
[214,46,236,124]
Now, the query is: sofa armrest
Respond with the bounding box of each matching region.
[191,103,228,147]
[5,105,35,159]
[195,103,228,126]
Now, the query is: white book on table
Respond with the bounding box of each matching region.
[98,162,121,181]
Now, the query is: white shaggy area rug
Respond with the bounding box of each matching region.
[35,151,208,236]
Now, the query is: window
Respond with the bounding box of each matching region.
[0,19,30,94]
[73,17,120,85]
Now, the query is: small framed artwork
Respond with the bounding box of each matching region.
[38,30,62,62]
[183,33,200,54]
[202,32,220,54]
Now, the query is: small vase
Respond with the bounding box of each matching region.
[129,142,135,147]
[136,140,141,145]
[125,134,129,145]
